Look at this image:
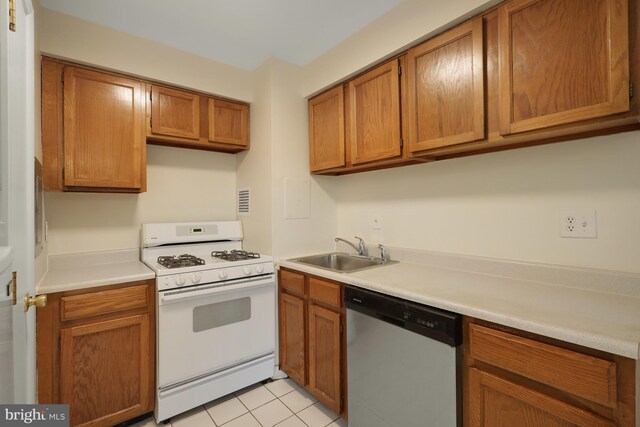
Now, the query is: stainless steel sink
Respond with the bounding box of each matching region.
[289,252,395,273]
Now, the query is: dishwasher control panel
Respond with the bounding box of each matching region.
[345,285,462,346]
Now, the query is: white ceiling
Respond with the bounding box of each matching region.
[39,0,405,71]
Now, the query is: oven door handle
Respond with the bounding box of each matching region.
[159,276,274,305]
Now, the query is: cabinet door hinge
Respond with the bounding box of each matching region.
[398,64,402,76]
[150,117,152,128]
[340,322,343,334]
[400,137,404,149]
[149,90,152,102]
[60,72,64,84]
[630,81,634,99]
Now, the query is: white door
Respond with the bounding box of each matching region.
[0,0,37,403]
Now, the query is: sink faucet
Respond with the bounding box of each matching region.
[335,236,366,256]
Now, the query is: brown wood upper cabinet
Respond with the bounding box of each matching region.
[498,0,630,135]
[208,98,250,147]
[407,17,485,153]
[41,59,146,192]
[146,84,250,152]
[308,86,345,172]
[37,280,155,427]
[309,0,639,172]
[150,85,200,140]
[346,58,403,165]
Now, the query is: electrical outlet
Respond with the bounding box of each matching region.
[560,210,597,238]
[371,214,383,230]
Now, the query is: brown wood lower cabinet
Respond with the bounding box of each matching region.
[37,280,155,427]
[465,319,636,427]
[278,269,345,416]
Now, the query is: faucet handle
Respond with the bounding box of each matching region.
[378,244,388,262]
[354,236,366,256]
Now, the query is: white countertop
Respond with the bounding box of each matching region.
[278,248,640,360]
[38,249,155,294]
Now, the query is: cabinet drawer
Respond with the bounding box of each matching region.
[60,284,150,321]
[280,270,306,296]
[469,324,617,408]
[309,277,341,309]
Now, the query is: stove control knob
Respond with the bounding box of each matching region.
[242,266,252,276]
[218,270,228,280]
[193,272,202,284]
[256,264,265,274]
[175,274,186,286]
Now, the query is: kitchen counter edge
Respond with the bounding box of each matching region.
[277,259,640,360]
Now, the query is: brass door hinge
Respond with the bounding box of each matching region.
[630,81,634,99]
[6,271,16,305]
[9,0,16,32]
[398,64,402,76]
[400,137,404,149]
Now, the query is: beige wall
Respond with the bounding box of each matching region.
[38,7,253,102]
[334,132,640,273]
[237,59,338,258]
[269,60,338,259]
[45,145,236,254]
[236,61,274,254]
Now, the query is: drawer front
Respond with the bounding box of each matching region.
[469,323,617,408]
[309,277,341,309]
[61,284,150,321]
[280,270,306,296]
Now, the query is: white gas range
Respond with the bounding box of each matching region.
[141,221,276,422]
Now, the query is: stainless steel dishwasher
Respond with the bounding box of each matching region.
[345,285,462,427]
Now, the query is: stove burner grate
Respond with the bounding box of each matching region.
[157,254,205,269]
[211,249,261,262]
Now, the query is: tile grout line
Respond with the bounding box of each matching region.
[201,404,219,427]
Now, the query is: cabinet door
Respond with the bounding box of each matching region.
[308,86,345,171]
[60,314,151,427]
[63,67,144,189]
[469,368,615,427]
[208,98,249,147]
[407,18,484,153]
[150,85,200,139]
[498,0,629,135]
[308,304,342,414]
[279,292,307,385]
[346,59,402,165]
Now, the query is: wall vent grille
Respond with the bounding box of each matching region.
[237,187,250,216]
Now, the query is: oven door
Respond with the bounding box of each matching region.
[157,275,275,389]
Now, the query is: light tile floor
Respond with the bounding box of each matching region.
[131,379,347,427]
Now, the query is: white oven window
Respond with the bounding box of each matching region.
[193,297,251,332]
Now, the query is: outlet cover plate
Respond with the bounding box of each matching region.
[560,210,597,238]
